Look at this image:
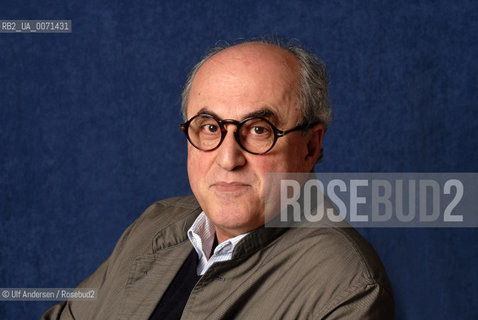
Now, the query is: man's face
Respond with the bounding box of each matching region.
[186,43,323,242]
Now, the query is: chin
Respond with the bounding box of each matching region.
[211,207,264,231]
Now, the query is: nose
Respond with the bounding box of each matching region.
[215,124,246,171]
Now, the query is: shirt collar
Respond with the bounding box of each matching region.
[187,212,216,259]
[187,211,249,260]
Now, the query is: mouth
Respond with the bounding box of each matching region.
[210,182,251,193]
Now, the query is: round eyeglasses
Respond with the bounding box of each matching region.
[180,113,310,155]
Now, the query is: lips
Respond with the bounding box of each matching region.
[211,182,251,193]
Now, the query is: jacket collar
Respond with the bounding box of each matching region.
[151,196,288,258]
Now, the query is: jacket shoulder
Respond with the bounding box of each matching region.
[154,195,200,209]
[284,226,390,285]
[267,226,394,317]
[135,195,200,226]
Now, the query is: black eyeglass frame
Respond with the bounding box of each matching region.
[180,113,313,155]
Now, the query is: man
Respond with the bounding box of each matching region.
[43,40,394,319]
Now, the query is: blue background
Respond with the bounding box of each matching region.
[1,1,477,319]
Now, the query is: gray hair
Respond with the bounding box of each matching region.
[181,39,332,131]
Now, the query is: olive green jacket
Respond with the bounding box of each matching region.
[42,195,394,319]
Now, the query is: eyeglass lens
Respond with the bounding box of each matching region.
[187,115,275,153]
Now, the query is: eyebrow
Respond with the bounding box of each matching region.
[242,108,280,124]
[196,107,219,118]
[195,107,281,125]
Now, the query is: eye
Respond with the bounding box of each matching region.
[201,123,219,134]
[242,119,273,140]
[251,126,267,135]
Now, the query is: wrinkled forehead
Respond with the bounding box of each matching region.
[187,43,301,124]
[210,42,298,72]
[197,43,299,87]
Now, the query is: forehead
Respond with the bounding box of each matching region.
[187,43,301,125]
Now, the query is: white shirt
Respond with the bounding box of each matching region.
[187,212,249,275]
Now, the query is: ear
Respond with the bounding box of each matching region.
[305,123,325,169]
